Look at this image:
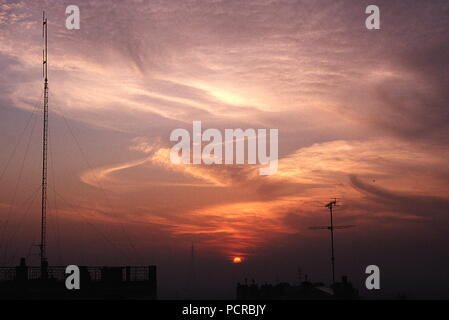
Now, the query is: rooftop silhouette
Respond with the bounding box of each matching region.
[0,258,157,300]
[236,276,359,300]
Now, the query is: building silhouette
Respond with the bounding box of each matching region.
[236,276,359,300]
[0,258,157,300]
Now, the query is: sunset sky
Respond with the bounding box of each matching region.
[0,0,448,298]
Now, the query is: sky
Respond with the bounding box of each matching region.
[0,0,448,298]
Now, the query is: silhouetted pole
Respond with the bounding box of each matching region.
[40,11,49,279]
[310,199,355,286]
[191,243,196,282]
[327,200,336,285]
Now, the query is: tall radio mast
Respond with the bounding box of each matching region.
[40,11,49,278]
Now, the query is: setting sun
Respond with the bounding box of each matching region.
[233,257,243,263]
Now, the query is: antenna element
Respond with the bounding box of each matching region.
[309,198,355,285]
